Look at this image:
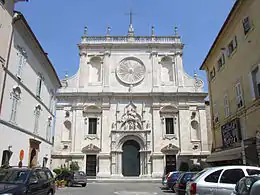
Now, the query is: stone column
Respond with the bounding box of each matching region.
[103,51,110,91]
[79,48,88,88]
[117,151,123,177]
[71,108,77,152]
[147,153,152,176]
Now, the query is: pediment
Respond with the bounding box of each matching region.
[81,144,100,153]
[160,105,178,114]
[161,144,179,153]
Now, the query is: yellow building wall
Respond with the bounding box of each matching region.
[205,0,260,149]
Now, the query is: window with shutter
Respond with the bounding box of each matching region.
[36,75,43,98]
[251,67,260,98]
[34,106,41,134]
[227,36,237,56]
[243,16,251,35]
[16,47,27,79]
[10,87,21,123]
[224,94,230,117]
[235,83,244,108]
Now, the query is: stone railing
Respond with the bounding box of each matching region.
[81,36,181,44]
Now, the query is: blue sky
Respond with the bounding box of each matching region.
[15,0,236,92]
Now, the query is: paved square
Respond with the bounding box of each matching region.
[55,183,174,195]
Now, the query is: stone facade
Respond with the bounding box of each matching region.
[52,24,210,178]
[0,13,61,168]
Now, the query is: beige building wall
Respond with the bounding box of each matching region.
[201,0,260,165]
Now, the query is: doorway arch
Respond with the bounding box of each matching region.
[122,140,140,176]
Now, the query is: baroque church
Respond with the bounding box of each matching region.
[51,16,210,178]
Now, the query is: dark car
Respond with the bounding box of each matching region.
[174,172,197,195]
[166,171,182,192]
[162,165,177,186]
[0,167,55,195]
[56,171,87,187]
[232,175,260,195]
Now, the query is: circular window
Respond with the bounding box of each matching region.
[116,58,146,85]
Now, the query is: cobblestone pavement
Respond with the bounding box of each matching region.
[55,183,175,195]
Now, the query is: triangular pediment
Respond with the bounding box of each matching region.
[81,144,100,153]
[161,144,179,153]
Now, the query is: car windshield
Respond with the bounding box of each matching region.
[0,169,29,184]
[191,169,208,181]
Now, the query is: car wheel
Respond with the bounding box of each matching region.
[82,183,86,187]
[67,181,72,187]
[171,185,176,192]
[47,190,53,195]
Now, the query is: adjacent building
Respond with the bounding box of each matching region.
[51,18,210,178]
[0,12,61,168]
[201,0,260,166]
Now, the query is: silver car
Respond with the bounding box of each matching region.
[186,165,260,195]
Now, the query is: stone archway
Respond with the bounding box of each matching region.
[122,140,140,176]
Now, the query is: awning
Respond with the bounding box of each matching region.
[206,147,242,163]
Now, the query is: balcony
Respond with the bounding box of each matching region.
[80,35,182,45]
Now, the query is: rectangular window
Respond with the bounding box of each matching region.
[165,118,174,134]
[252,67,260,98]
[36,74,43,98]
[10,96,19,123]
[227,36,237,56]
[224,94,230,117]
[46,118,52,141]
[16,47,27,79]
[235,82,244,108]
[243,16,251,35]
[88,118,97,134]
[210,68,216,80]
[216,53,225,71]
[34,109,40,134]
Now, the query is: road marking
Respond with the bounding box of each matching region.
[113,192,158,195]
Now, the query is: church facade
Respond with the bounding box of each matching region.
[51,23,210,178]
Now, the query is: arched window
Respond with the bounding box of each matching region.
[191,120,200,140]
[62,120,72,141]
[89,57,102,83]
[161,57,173,83]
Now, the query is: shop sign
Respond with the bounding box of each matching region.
[221,118,241,148]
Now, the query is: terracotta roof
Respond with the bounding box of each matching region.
[200,0,240,70]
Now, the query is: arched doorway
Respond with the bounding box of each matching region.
[122,140,140,176]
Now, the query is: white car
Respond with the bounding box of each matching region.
[186,165,260,195]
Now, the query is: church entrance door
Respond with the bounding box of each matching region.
[122,140,140,176]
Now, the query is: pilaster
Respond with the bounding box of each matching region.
[103,51,111,91]
[151,51,159,88]
[175,52,184,87]
[79,49,88,88]
[97,153,111,178]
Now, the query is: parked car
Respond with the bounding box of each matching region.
[186,165,260,195]
[0,166,55,195]
[56,171,87,187]
[232,175,260,195]
[166,171,182,192]
[174,172,197,195]
[162,165,177,186]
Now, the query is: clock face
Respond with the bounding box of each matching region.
[116,59,146,85]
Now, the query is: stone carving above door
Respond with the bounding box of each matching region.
[120,102,143,130]
[116,57,146,85]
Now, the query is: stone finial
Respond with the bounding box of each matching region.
[107,25,111,36]
[151,26,155,36]
[174,26,178,36]
[83,25,87,36]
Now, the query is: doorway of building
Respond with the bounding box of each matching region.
[122,140,140,176]
[86,155,97,176]
[165,155,176,174]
